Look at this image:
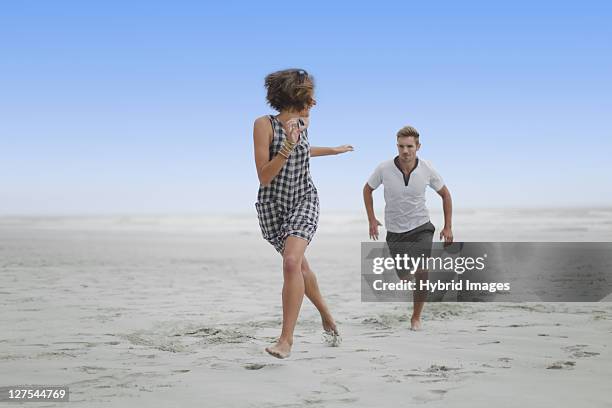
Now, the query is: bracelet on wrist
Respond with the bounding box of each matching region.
[283,140,297,150]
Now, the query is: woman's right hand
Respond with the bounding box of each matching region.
[283,118,304,144]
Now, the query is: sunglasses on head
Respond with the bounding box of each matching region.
[295,69,308,82]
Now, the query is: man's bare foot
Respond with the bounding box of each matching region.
[410,317,422,331]
[265,339,292,359]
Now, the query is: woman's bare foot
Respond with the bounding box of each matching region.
[321,314,338,335]
[265,339,292,359]
[321,314,342,346]
[410,317,422,331]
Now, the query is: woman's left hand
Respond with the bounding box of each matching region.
[333,145,354,154]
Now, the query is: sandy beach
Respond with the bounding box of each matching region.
[1,208,612,407]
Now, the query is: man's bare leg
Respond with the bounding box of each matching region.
[265,236,307,359]
[301,257,338,334]
[411,269,428,330]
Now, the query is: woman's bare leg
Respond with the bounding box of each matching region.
[265,236,307,359]
[301,257,338,334]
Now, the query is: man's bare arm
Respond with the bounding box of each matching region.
[436,185,453,244]
[363,183,382,240]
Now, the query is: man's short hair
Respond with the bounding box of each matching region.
[396,126,420,142]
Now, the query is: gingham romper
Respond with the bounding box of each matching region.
[255,115,320,254]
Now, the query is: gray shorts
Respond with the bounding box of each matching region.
[386,221,435,279]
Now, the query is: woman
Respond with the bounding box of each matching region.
[253,68,353,358]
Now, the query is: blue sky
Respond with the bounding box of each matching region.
[1,1,611,215]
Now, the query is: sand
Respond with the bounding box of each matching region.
[1,209,611,407]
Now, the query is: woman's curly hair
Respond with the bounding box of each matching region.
[264,69,315,112]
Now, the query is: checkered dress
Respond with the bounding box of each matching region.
[255,115,320,253]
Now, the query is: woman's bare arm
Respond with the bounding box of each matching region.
[310,145,353,157]
[253,117,286,186]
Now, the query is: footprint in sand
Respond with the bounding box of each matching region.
[321,379,351,394]
[478,340,501,345]
[573,351,600,358]
[409,365,462,383]
[547,361,575,369]
[562,345,600,359]
[382,374,402,383]
[369,355,398,366]
[244,363,266,370]
[243,363,282,370]
[496,357,513,368]
[413,389,448,402]
[313,367,342,375]
[77,366,107,374]
[425,364,460,373]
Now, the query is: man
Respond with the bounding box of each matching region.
[363,125,453,330]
